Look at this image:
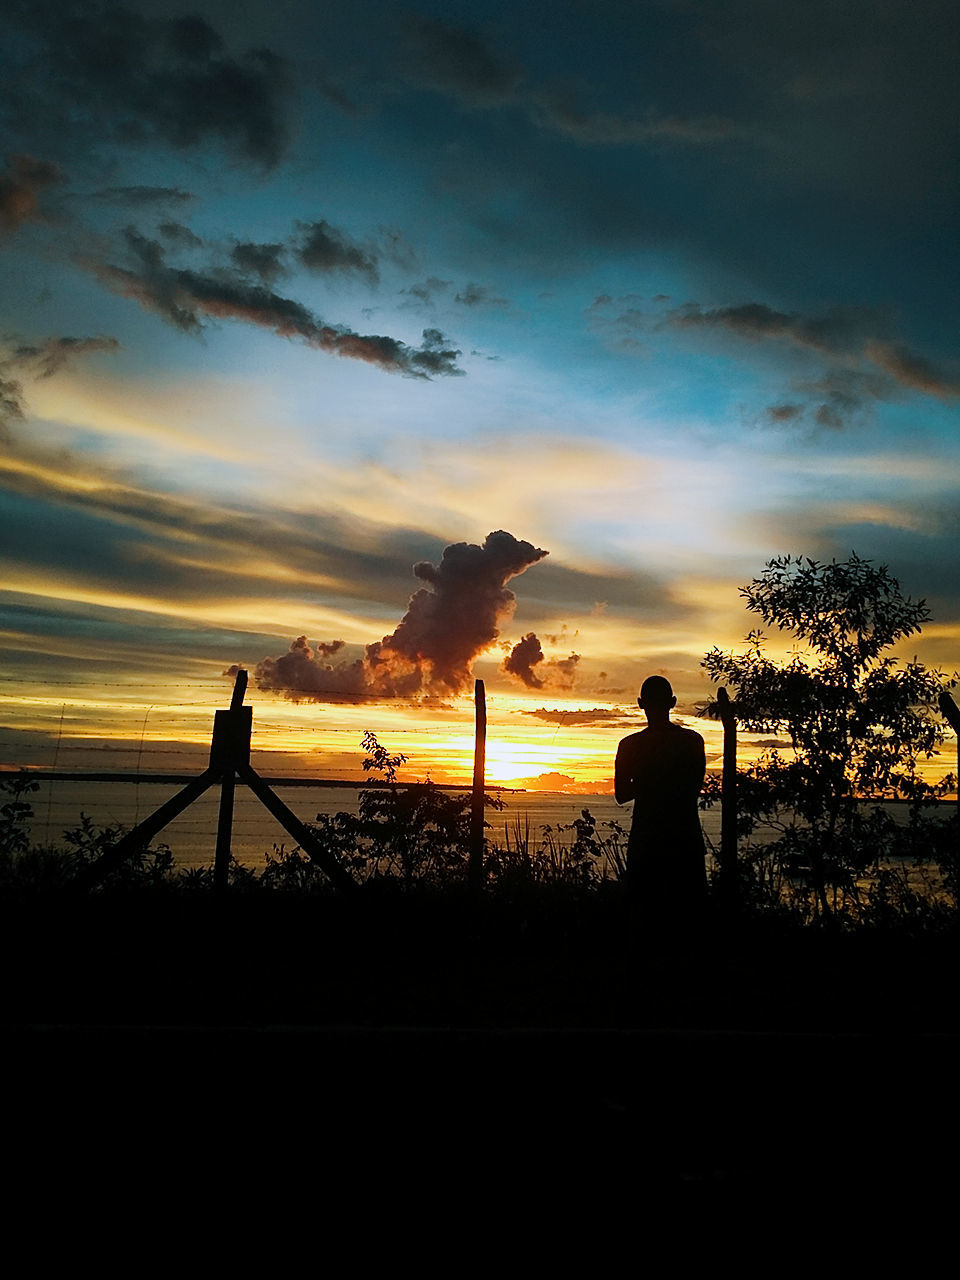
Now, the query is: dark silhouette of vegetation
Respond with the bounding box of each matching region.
[702,554,957,922]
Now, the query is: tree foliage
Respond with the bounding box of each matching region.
[703,554,956,917]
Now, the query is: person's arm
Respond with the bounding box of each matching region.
[614,740,633,805]
[689,733,706,797]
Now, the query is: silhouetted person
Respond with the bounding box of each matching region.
[615,676,707,922]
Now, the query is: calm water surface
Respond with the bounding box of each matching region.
[22,778,726,870]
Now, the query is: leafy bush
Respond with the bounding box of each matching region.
[703,554,957,920]
[487,807,629,888]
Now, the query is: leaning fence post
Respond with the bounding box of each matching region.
[469,679,487,891]
[938,690,960,863]
[716,686,738,903]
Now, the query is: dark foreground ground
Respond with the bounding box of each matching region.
[3,889,958,1227]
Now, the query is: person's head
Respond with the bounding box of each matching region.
[638,675,675,722]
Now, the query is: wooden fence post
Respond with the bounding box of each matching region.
[211,670,251,894]
[716,686,738,904]
[76,668,357,892]
[938,690,960,863]
[469,679,487,891]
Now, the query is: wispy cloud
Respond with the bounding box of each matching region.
[400,14,737,148]
[669,303,960,401]
[80,227,463,378]
[403,15,523,105]
[594,296,960,427]
[86,186,194,207]
[12,335,120,380]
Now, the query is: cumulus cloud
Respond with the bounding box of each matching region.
[0,154,61,234]
[81,228,463,378]
[504,633,547,688]
[295,220,379,285]
[503,632,581,690]
[252,530,548,702]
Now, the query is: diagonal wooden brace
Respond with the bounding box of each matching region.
[238,763,357,892]
[74,768,220,889]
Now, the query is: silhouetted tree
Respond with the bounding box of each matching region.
[703,554,956,917]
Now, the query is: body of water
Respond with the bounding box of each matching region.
[19,777,948,876]
[19,777,725,870]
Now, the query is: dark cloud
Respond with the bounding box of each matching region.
[87,186,194,207]
[401,14,735,150]
[253,637,364,702]
[670,301,871,355]
[666,300,960,426]
[864,340,960,400]
[671,304,960,400]
[596,296,958,423]
[503,632,581,690]
[378,227,420,272]
[403,15,523,104]
[763,403,803,424]
[230,240,287,285]
[0,333,119,439]
[256,530,548,702]
[0,154,61,235]
[5,4,291,168]
[519,708,635,727]
[158,221,203,249]
[410,328,464,377]
[504,633,546,688]
[401,278,452,308]
[529,87,736,145]
[295,220,379,285]
[455,283,509,308]
[12,335,120,379]
[81,228,463,378]
[0,376,25,434]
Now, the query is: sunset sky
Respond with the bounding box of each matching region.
[1,0,958,789]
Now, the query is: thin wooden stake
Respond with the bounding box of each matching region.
[939,690,960,863]
[469,678,487,890]
[214,768,236,894]
[717,686,738,903]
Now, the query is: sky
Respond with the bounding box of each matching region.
[1,0,958,790]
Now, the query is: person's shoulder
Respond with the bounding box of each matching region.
[673,724,705,744]
[617,730,645,750]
